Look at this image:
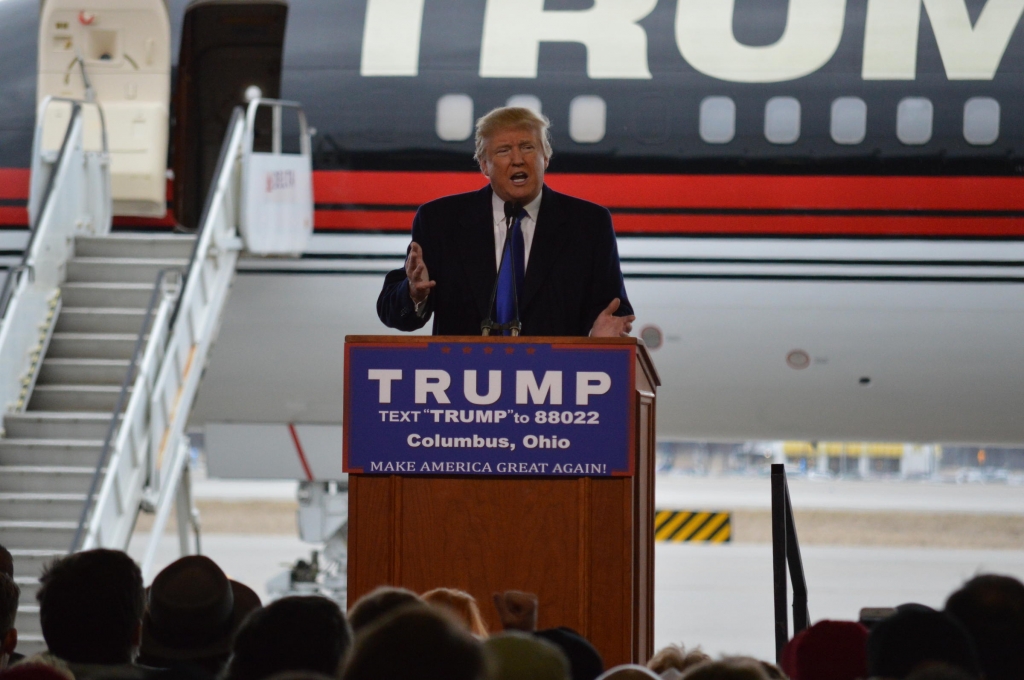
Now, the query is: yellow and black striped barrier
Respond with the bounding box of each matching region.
[654,510,731,544]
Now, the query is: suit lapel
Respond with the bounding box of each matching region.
[522,186,572,312]
[454,186,497,320]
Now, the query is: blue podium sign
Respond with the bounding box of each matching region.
[344,338,636,477]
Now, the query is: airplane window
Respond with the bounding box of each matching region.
[963,97,1000,146]
[830,97,867,145]
[506,95,542,115]
[569,95,606,144]
[435,94,474,142]
[764,97,801,145]
[699,96,735,144]
[896,97,933,145]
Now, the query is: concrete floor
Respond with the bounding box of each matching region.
[128,531,1024,662]
[655,474,1024,514]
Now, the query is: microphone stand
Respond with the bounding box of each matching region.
[481,202,522,336]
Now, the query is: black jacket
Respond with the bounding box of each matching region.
[377,184,632,336]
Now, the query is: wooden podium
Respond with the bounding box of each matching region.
[345,336,659,666]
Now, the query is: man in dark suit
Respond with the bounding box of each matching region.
[377,106,634,337]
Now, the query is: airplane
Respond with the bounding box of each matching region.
[1,0,1023,481]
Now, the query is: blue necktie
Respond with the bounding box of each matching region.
[495,209,526,334]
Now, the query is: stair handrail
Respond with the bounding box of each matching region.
[74,106,247,553]
[26,96,109,230]
[70,268,181,552]
[0,96,110,415]
[0,96,109,321]
[771,463,810,662]
[170,106,245,329]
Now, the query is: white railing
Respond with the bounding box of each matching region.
[74,99,312,575]
[0,97,110,417]
[239,98,314,255]
[75,107,247,562]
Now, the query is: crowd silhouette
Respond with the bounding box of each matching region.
[0,545,1021,680]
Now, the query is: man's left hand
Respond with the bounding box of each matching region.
[591,298,635,337]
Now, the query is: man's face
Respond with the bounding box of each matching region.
[479,125,549,205]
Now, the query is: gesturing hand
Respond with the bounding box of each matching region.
[590,298,635,338]
[492,590,539,632]
[405,242,436,304]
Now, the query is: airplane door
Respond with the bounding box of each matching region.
[37,0,171,218]
[172,0,288,231]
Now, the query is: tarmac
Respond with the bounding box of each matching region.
[126,473,1024,661]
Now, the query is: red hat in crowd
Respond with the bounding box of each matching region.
[781,620,869,680]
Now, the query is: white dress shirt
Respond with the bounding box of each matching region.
[414,191,543,316]
[492,191,542,270]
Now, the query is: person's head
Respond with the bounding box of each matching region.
[7,653,74,679]
[679,658,770,680]
[945,574,1024,680]
[0,573,20,667]
[224,596,351,680]
[421,588,488,638]
[905,664,978,680]
[484,632,569,680]
[535,628,604,680]
[867,608,981,679]
[0,661,74,680]
[780,619,869,680]
[343,605,486,680]
[347,586,424,637]
[139,555,261,674]
[647,644,710,676]
[594,665,660,680]
[474,107,552,206]
[0,545,12,578]
[36,549,145,665]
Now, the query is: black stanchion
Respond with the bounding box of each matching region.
[771,463,810,663]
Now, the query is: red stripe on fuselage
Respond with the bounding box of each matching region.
[314,170,1024,212]
[0,207,29,226]
[0,169,29,200]
[311,171,1024,237]
[309,211,1024,237]
[2,168,1023,237]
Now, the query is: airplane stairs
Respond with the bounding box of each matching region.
[0,97,251,654]
[0,234,195,653]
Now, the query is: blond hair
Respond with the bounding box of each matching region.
[474,106,553,164]
[648,644,712,675]
[421,588,489,638]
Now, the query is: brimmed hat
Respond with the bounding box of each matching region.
[140,555,261,662]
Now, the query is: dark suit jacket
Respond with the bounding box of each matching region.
[377,185,632,336]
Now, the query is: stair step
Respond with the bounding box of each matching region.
[65,257,188,284]
[46,332,140,360]
[14,631,46,655]
[3,412,117,439]
[15,605,42,634]
[61,282,156,308]
[75,234,196,260]
[8,548,66,578]
[15,576,39,604]
[55,307,149,334]
[37,358,132,386]
[0,465,97,494]
[0,520,77,550]
[28,384,129,412]
[0,492,89,522]
[0,439,104,466]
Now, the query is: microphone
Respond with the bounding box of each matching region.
[503,200,518,227]
[481,201,522,336]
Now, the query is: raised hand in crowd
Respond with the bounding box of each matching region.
[492,590,539,632]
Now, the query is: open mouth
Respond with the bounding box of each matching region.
[510,172,529,186]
